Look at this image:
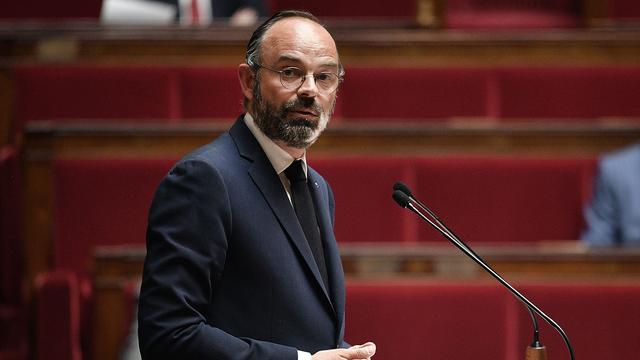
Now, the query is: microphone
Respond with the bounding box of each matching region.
[392,182,574,360]
[391,189,411,208]
[394,182,466,251]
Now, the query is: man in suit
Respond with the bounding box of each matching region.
[581,142,640,246]
[138,10,376,360]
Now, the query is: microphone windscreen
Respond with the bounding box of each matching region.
[393,181,413,197]
[392,189,411,208]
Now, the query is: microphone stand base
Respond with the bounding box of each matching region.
[525,345,548,360]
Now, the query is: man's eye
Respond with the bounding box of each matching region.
[281,68,302,78]
[315,73,334,82]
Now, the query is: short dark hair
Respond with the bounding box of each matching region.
[242,10,344,110]
[245,10,322,70]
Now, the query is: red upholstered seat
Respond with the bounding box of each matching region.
[0,0,101,20]
[497,67,640,120]
[313,155,596,244]
[12,66,180,131]
[413,156,596,243]
[38,157,176,359]
[52,157,177,277]
[609,0,640,20]
[311,157,417,243]
[347,280,640,360]
[177,67,243,120]
[511,282,640,360]
[346,280,512,360]
[446,0,581,28]
[35,272,83,360]
[338,68,492,121]
[13,65,640,127]
[0,303,27,360]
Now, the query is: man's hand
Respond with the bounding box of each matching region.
[312,342,376,360]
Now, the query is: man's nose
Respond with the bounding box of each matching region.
[297,74,319,98]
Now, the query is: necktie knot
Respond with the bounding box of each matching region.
[284,160,306,184]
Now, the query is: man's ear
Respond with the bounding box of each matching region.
[238,63,255,102]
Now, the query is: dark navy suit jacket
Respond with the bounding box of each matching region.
[138,117,346,359]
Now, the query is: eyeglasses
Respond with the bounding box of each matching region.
[253,63,342,94]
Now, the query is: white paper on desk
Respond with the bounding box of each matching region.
[101,0,176,25]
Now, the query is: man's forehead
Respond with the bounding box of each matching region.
[262,17,338,60]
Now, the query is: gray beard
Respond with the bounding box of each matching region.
[251,81,332,149]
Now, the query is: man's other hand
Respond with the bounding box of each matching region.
[312,342,376,360]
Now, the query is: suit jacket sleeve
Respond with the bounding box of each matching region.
[138,158,298,360]
[582,160,619,246]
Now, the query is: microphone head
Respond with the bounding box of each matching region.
[393,181,413,197]
[392,189,412,208]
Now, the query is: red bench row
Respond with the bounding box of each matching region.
[48,155,596,278]
[346,280,640,360]
[33,276,640,360]
[11,65,640,137]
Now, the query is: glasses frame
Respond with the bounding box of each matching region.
[250,62,343,94]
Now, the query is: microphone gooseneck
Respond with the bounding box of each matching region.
[394,183,543,350]
[392,182,575,360]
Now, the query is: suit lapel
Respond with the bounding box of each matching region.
[308,169,343,326]
[229,118,336,315]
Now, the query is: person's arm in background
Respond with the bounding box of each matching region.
[582,159,620,247]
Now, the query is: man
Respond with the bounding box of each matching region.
[581,142,640,247]
[138,10,376,360]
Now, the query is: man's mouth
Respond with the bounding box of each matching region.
[290,108,319,117]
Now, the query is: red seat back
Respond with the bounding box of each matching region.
[52,158,177,276]
[512,282,640,360]
[12,66,180,132]
[497,67,640,119]
[178,67,242,120]
[339,68,492,121]
[346,280,512,360]
[413,156,596,243]
[312,157,417,243]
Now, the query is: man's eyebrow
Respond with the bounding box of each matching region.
[275,54,339,69]
[275,54,302,64]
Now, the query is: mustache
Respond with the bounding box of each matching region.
[282,97,323,117]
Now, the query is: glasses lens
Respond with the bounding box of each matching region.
[280,68,304,89]
[315,73,338,92]
[276,67,340,93]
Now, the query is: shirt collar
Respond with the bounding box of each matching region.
[244,113,307,176]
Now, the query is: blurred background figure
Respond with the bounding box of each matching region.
[582,142,640,247]
[101,0,267,26]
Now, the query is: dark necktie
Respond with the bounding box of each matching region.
[284,160,329,291]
